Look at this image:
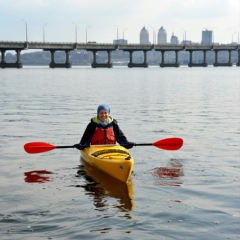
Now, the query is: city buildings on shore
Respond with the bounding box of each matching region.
[157,26,167,44]
[140,27,150,44]
[139,26,215,45]
[201,29,213,44]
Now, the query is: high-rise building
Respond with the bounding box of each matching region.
[157,26,167,44]
[140,27,150,44]
[201,30,213,45]
[170,32,179,44]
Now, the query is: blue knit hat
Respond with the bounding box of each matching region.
[97,104,110,115]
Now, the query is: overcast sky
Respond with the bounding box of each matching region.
[0,0,239,44]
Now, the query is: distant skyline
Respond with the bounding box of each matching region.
[0,0,239,44]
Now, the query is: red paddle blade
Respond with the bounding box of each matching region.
[24,142,56,154]
[153,138,183,150]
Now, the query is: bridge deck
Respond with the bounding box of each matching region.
[0,41,239,51]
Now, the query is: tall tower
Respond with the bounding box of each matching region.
[170,32,179,44]
[201,30,213,44]
[140,27,150,44]
[157,26,167,44]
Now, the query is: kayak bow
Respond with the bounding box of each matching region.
[80,145,134,182]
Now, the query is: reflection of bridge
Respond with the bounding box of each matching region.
[0,41,239,68]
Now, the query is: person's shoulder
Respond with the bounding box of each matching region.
[90,116,98,123]
[112,118,118,125]
[88,118,98,126]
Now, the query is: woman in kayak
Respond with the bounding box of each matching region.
[74,104,135,150]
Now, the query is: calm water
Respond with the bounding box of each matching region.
[0,66,239,240]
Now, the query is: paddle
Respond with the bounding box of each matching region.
[24,137,183,154]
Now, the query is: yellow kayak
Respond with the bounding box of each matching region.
[81,145,134,182]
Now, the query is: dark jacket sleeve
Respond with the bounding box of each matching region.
[80,121,96,146]
[112,119,129,144]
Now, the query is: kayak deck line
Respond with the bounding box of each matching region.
[91,148,131,160]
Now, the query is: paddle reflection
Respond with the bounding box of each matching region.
[75,158,134,211]
[153,158,184,187]
[24,170,53,183]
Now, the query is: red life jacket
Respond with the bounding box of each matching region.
[91,127,116,145]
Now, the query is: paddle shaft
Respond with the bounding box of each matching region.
[56,144,153,148]
[57,143,172,148]
[135,143,152,146]
[56,146,75,149]
[56,144,152,148]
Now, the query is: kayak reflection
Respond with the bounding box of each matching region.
[24,170,53,183]
[76,158,134,211]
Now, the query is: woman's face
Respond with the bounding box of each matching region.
[98,110,109,122]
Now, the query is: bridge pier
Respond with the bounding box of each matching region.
[127,50,148,68]
[159,50,180,67]
[203,50,207,66]
[91,50,113,68]
[214,50,232,67]
[0,49,23,68]
[237,49,240,66]
[188,50,208,67]
[49,50,71,68]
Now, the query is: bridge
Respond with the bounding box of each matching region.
[0,41,239,68]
